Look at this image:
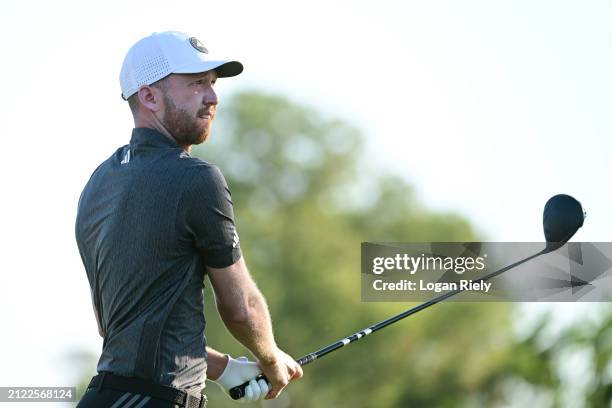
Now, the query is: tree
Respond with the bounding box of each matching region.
[73,91,612,407]
[196,91,517,407]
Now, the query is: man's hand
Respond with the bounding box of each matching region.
[258,348,303,399]
[213,355,270,403]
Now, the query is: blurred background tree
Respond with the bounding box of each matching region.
[73,91,612,407]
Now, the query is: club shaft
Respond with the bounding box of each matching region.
[229,248,547,399]
[297,249,545,365]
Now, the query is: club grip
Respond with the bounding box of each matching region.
[229,374,268,400]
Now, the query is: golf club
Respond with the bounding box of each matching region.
[229,194,585,400]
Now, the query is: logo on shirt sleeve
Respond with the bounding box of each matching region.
[232,229,240,249]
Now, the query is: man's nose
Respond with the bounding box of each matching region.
[204,86,218,105]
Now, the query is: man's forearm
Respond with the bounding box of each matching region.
[218,292,278,364]
[208,258,303,400]
[205,347,229,380]
[208,257,280,365]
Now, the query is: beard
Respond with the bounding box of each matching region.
[161,94,211,146]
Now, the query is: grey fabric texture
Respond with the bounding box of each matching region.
[75,128,241,392]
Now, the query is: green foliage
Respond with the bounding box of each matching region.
[75,90,612,407]
[195,91,515,407]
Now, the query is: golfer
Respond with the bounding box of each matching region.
[75,31,302,408]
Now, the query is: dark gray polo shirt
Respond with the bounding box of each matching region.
[75,128,241,392]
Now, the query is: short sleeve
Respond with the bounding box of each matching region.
[183,164,242,268]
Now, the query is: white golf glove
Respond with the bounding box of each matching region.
[213,355,270,403]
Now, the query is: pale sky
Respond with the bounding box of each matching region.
[1,0,610,404]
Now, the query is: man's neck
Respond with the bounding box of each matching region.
[134,115,191,153]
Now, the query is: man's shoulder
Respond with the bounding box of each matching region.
[176,155,228,194]
[85,144,130,180]
[176,154,224,178]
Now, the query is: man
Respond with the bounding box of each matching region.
[75,31,302,408]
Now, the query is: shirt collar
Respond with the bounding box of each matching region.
[129,127,181,149]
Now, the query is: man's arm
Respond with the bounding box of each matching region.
[205,347,229,380]
[207,257,277,362]
[207,256,302,398]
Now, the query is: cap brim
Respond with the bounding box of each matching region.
[214,61,243,77]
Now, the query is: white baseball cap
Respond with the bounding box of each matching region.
[120,31,243,100]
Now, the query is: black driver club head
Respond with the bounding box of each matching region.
[543,194,585,252]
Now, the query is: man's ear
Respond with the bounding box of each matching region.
[137,86,163,112]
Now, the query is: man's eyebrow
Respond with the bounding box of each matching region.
[189,72,214,80]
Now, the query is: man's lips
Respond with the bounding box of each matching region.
[198,110,214,119]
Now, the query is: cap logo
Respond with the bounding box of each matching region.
[189,37,208,53]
